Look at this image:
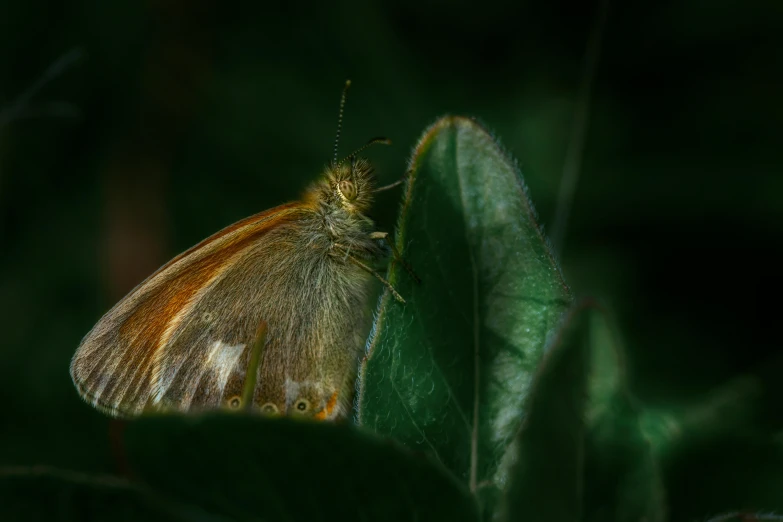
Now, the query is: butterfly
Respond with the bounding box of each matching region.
[70,81,415,421]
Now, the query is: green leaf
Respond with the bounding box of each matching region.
[582,310,666,522]
[638,362,783,520]
[0,466,199,521]
[357,115,572,505]
[123,413,479,522]
[583,395,667,522]
[502,301,666,522]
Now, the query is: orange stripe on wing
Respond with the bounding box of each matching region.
[314,390,339,420]
[104,203,309,413]
[161,201,305,271]
[120,204,305,337]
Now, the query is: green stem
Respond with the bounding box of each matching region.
[551,0,610,255]
[242,320,268,411]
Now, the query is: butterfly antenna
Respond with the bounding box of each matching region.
[337,137,392,168]
[333,79,351,165]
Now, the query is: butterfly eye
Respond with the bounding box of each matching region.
[260,402,279,415]
[227,396,242,409]
[338,180,357,201]
[294,398,311,413]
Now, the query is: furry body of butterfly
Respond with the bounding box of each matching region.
[70,158,385,420]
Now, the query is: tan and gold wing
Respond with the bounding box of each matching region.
[70,202,334,417]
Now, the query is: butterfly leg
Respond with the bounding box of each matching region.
[345,254,406,304]
[369,231,421,284]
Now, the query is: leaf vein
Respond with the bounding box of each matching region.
[391,379,445,467]
[412,302,472,435]
[451,134,481,493]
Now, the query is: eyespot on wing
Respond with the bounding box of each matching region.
[69,204,309,417]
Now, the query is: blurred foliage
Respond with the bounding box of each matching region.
[505,300,665,522]
[1,0,782,520]
[0,467,192,522]
[120,414,479,522]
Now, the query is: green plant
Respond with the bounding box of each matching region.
[2,117,780,522]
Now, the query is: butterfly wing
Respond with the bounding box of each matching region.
[71,202,371,418]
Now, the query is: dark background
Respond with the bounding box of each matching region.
[1,0,781,496]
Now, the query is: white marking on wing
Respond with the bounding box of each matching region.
[153,356,184,404]
[185,340,246,410]
[284,379,325,410]
[89,373,112,407]
[153,336,198,405]
[284,378,300,409]
[150,310,197,403]
[206,340,246,398]
[179,364,207,411]
[153,340,246,408]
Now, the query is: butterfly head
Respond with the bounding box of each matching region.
[309,156,376,215]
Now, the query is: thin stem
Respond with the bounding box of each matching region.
[0,47,84,128]
[550,0,609,256]
[241,320,268,411]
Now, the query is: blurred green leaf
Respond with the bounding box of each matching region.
[124,414,479,522]
[356,116,572,510]
[583,395,667,522]
[502,301,666,522]
[0,466,200,521]
[661,430,783,521]
[582,309,666,522]
[638,362,783,520]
